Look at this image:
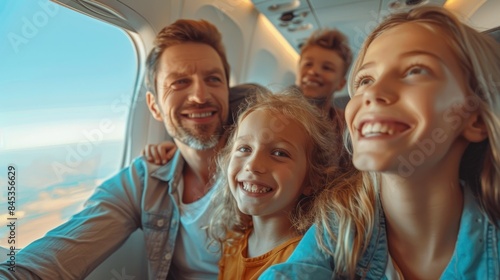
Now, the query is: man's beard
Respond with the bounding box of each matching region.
[172,121,223,150]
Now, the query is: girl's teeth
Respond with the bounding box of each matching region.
[242,183,271,193]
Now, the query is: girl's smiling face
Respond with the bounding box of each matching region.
[345,22,477,176]
[227,109,309,218]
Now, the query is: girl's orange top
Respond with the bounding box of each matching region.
[218,230,303,280]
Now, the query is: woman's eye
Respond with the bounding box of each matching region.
[353,75,372,90]
[406,66,429,76]
[272,149,290,158]
[360,78,372,86]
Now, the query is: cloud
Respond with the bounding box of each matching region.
[0,181,98,248]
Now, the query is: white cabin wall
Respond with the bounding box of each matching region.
[244,13,299,90]
[468,0,500,31]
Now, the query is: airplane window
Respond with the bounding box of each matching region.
[0,0,136,248]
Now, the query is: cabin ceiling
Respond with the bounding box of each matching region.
[53,0,499,57]
[252,0,449,56]
[252,0,499,56]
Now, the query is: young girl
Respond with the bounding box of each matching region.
[261,6,500,279]
[208,90,347,280]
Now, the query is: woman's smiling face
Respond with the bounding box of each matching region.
[345,22,474,176]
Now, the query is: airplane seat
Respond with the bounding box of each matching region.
[227,83,269,123]
[486,26,500,43]
[333,95,350,110]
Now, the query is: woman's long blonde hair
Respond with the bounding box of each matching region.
[314,5,500,278]
[207,89,343,251]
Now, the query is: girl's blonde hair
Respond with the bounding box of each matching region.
[208,89,343,250]
[316,5,500,278]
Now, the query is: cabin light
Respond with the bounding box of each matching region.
[444,0,487,18]
[268,0,301,13]
[259,13,300,60]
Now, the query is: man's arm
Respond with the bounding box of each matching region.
[0,158,146,279]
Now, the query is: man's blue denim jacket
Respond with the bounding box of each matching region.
[260,187,500,279]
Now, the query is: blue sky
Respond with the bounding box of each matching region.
[0,0,136,111]
[0,0,137,148]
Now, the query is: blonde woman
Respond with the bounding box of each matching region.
[261,6,500,279]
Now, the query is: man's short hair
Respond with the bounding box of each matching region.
[300,29,352,76]
[145,19,231,95]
